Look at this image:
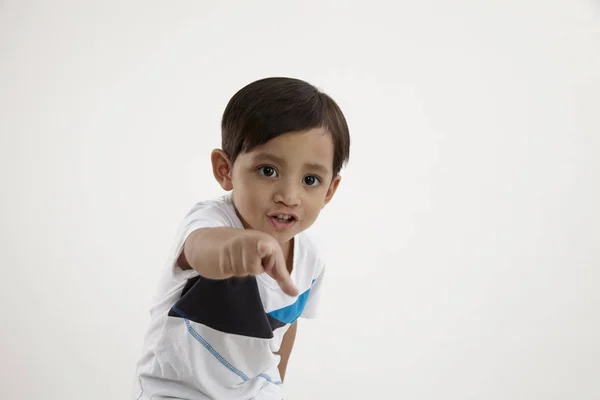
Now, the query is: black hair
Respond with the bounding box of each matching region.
[221,77,350,176]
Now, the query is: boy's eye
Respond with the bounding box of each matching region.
[258,166,278,178]
[303,175,321,187]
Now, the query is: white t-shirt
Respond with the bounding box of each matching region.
[131,194,325,400]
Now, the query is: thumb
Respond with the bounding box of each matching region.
[256,239,274,259]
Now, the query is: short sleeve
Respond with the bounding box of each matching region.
[300,267,325,319]
[169,199,237,277]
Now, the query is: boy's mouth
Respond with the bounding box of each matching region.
[267,213,297,230]
[273,214,294,222]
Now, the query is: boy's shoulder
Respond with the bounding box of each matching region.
[295,228,328,274]
[186,193,235,214]
[181,193,240,229]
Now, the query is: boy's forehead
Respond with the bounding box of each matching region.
[244,128,334,171]
[250,152,330,174]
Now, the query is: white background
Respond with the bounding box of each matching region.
[1,1,599,399]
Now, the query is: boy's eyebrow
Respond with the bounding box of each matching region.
[304,162,330,174]
[252,153,286,165]
[252,153,330,174]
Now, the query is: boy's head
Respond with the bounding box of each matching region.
[211,77,350,244]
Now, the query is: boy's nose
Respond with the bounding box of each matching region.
[273,182,301,207]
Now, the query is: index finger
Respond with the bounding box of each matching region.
[271,250,299,297]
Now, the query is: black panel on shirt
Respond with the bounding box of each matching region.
[267,314,286,331]
[168,275,275,339]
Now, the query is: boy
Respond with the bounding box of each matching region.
[131,77,350,400]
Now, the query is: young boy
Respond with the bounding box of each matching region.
[131,77,350,400]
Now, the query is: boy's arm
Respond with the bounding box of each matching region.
[275,321,298,382]
[179,227,299,295]
[179,227,241,277]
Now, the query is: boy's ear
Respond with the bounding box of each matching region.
[211,149,233,191]
[323,175,342,208]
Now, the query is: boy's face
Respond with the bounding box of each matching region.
[213,128,341,245]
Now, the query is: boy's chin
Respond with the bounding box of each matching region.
[264,229,296,243]
[269,231,294,242]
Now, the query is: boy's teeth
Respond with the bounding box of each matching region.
[275,215,291,220]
